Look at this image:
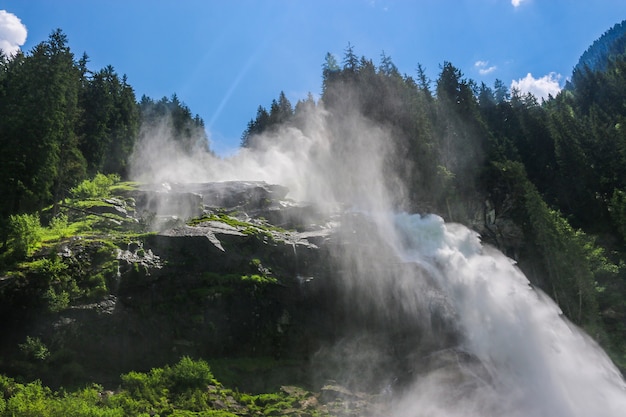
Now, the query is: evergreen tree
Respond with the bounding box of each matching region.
[241,105,270,148]
[493,79,510,103]
[0,29,84,216]
[415,63,432,99]
[342,42,359,74]
[241,92,293,148]
[139,94,209,154]
[268,91,293,126]
[379,51,399,77]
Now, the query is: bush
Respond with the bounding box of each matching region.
[31,256,79,312]
[45,288,70,312]
[2,379,125,417]
[115,357,217,415]
[5,380,51,416]
[70,173,120,199]
[18,336,50,361]
[165,356,215,394]
[48,213,70,238]
[8,213,42,258]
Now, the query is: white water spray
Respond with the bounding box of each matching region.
[389,212,626,416]
[131,103,626,416]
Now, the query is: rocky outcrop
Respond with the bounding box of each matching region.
[0,181,462,393]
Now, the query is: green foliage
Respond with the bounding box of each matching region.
[188,213,287,242]
[18,336,50,361]
[29,255,79,311]
[44,288,71,312]
[610,188,626,241]
[48,213,70,237]
[0,357,336,416]
[1,378,124,417]
[5,379,52,416]
[79,66,140,177]
[493,160,610,327]
[0,29,145,216]
[113,357,217,415]
[241,91,294,148]
[241,274,278,285]
[3,228,121,313]
[70,173,120,199]
[166,356,215,394]
[7,213,43,258]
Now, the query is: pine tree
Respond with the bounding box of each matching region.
[0,29,85,216]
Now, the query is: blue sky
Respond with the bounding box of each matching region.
[2,1,626,155]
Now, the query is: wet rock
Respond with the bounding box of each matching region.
[0,180,466,394]
[133,188,203,219]
[131,181,289,217]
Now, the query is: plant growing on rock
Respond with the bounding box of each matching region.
[70,173,120,199]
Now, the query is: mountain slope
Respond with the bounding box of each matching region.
[575,19,626,73]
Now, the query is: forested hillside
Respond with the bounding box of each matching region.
[242,37,626,363]
[0,29,210,223]
[575,19,626,74]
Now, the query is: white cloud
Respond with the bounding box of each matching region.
[511,72,562,101]
[0,10,27,57]
[475,60,497,75]
[511,0,528,7]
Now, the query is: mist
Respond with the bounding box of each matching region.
[130,103,402,213]
[129,99,626,416]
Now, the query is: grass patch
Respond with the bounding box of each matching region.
[187,213,290,245]
[189,213,288,233]
[110,181,141,194]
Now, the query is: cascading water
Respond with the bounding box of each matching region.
[386,212,626,417]
[131,101,626,416]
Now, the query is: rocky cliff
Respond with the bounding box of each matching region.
[0,181,480,398]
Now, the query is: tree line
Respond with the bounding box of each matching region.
[0,29,209,223]
[242,43,626,365]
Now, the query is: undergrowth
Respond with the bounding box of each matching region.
[0,357,330,416]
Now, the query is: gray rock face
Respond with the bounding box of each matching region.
[0,181,464,393]
[133,181,288,215]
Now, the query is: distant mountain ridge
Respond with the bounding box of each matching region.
[575,19,626,73]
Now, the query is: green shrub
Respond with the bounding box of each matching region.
[45,288,71,312]
[115,357,217,415]
[8,213,42,258]
[30,256,79,311]
[47,213,70,239]
[120,369,163,404]
[165,356,215,394]
[18,336,50,361]
[241,274,278,285]
[2,380,125,417]
[5,380,51,416]
[70,173,120,199]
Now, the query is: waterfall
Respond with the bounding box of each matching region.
[387,212,626,417]
[129,98,626,415]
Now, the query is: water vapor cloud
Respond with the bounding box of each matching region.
[0,10,27,57]
[130,102,400,213]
